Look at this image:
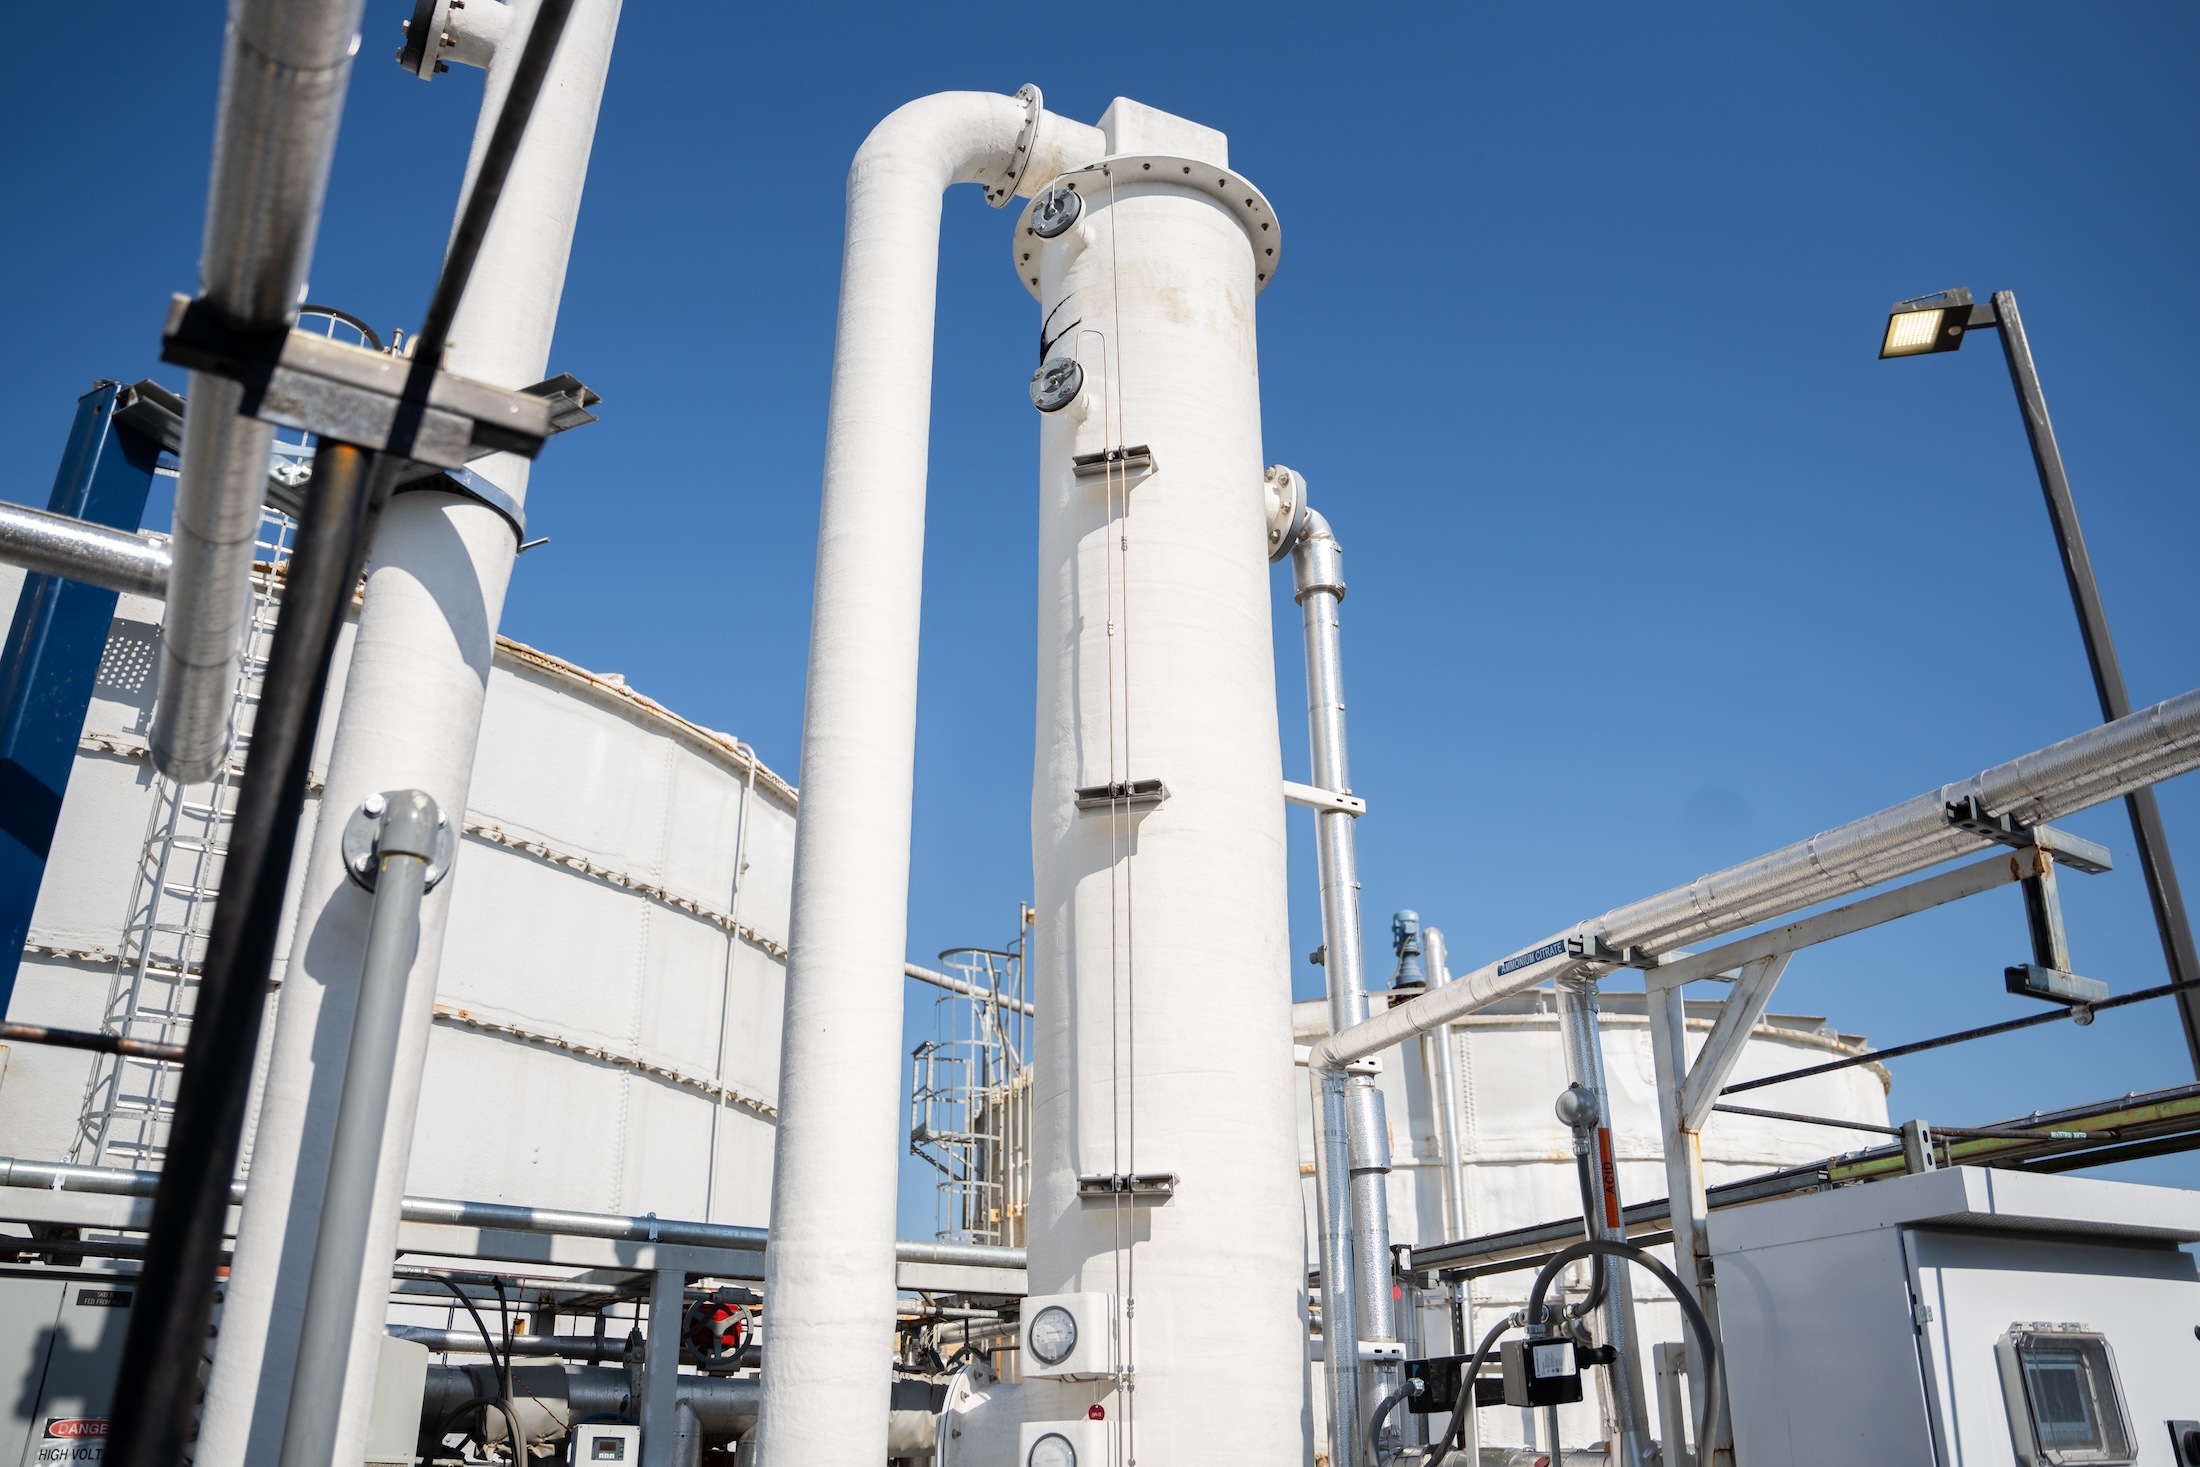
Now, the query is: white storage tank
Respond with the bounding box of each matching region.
[0,559,792,1226]
[1295,986,1893,1459]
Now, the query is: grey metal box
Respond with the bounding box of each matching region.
[1710,1167,2200,1467]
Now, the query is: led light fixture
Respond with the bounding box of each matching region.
[1881,287,1977,358]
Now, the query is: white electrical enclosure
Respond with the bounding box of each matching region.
[1022,98,1307,1463]
[1018,1417,1111,1467]
[1709,1166,2200,1467]
[573,1422,642,1463]
[1019,1292,1117,1381]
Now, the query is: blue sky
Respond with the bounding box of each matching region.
[5,3,2196,1237]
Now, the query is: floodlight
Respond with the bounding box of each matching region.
[1880,287,1976,358]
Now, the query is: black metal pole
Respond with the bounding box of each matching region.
[105,443,389,1467]
[1991,290,2200,1076]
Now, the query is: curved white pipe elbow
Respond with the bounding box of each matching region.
[755,89,1099,1467]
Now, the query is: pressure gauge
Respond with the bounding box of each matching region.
[1027,1432,1076,1467]
[1027,1304,1078,1366]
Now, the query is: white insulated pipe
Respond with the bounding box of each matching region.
[153,0,370,782]
[1316,685,2200,1070]
[1022,134,1307,1464]
[196,4,623,1461]
[755,92,1103,1467]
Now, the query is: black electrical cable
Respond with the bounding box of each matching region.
[1367,1387,1408,1467]
[436,1276,508,1381]
[1525,1240,1722,1466]
[1723,976,2200,1096]
[1566,1150,1608,1317]
[493,1277,518,1408]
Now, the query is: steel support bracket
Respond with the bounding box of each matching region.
[1946,795,2113,874]
[1073,778,1168,812]
[1075,1172,1177,1202]
[160,294,557,470]
[1070,445,1156,481]
[1283,780,1367,817]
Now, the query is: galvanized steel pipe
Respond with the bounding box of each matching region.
[0,504,170,599]
[1291,505,1401,1463]
[152,0,371,782]
[1317,686,2200,1070]
[1554,979,1653,1467]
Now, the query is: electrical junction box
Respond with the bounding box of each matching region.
[1403,1354,1507,1415]
[0,1263,137,1467]
[1019,1417,1111,1467]
[1499,1337,1583,1409]
[574,1422,640,1463]
[1710,1166,2200,1467]
[365,1335,428,1466]
[1019,1293,1116,1381]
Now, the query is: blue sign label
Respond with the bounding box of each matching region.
[1496,939,1567,977]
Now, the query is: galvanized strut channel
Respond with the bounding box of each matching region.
[1316,684,2200,1073]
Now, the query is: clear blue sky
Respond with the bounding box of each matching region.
[5,3,2196,1237]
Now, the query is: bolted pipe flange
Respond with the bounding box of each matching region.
[1263,464,1309,563]
[342,789,457,893]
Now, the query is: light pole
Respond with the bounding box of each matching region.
[1882,287,2200,1076]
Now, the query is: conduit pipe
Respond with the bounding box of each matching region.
[1316,686,2200,1071]
[152,0,371,782]
[198,9,630,1457]
[1423,926,1467,1246]
[1288,504,1400,1467]
[0,504,170,600]
[0,1157,1025,1268]
[757,90,1100,1467]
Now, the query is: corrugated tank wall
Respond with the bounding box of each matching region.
[0,563,791,1227]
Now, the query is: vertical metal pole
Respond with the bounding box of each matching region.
[1292,509,1400,1458]
[0,383,162,1015]
[276,790,441,1467]
[1646,986,1726,1467]
[105,442,387,1467]
[1311,1064,1362,1467]
[643,1265,685,1466]
[1422,927,1467,1244]
[1992,290,2200,1073]
[1554,977,1653,1467]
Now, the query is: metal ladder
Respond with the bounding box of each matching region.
[71,505,298,1169]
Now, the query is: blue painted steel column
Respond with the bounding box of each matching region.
[0,383,163,1015]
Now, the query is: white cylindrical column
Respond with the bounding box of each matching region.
[1025,155,1305,1463]
[197,3,623,1460]
[755,91,1103,1467]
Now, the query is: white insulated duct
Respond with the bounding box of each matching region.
[755,91,1103,1467]
[153,0,370,782]
[1318,685,2200,1070]
[1021,105,1308,1463]
[196,3,624,1460]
